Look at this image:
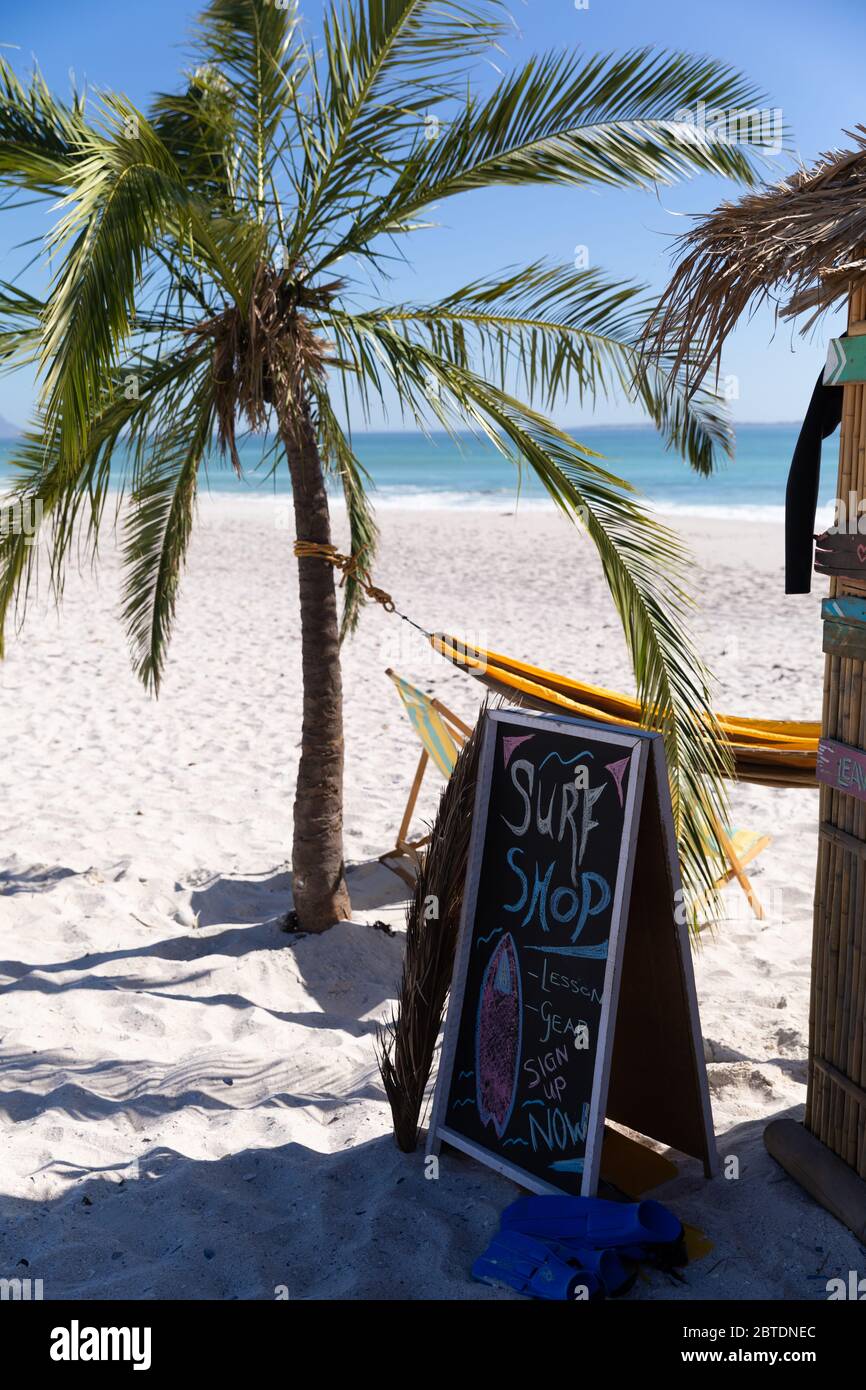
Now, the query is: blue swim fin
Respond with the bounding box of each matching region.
[472,1229,608,1301]
[567,1243,636,1298]
[501,1195,685,1266]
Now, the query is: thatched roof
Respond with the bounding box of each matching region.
[644,126,866,390]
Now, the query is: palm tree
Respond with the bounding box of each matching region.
[0,0,776,932]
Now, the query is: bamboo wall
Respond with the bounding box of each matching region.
[807,284,866,1174]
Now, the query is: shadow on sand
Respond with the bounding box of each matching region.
[0,856,409,1004]
[186,855,409,929]
[0,1129,518,1300]
[3,856,858,1300]
[0,1087,859,1299]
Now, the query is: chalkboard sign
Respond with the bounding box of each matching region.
[427,710,716,1196]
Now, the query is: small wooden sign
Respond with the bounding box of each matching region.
[823,619,866,661]
[822,596,866,625]
[823,620,866,661]
[825,335,866,386]
[817,738,866,802]
[822,598,866,661]
[427,709,716,1197]
[814,532,866,578]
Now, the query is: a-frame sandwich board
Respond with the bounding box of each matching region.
[427,709,717,1196]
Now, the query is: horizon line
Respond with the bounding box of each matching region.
[0,418,806,438]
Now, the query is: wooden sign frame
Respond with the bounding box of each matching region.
[427,709,717,1197]
[817,737,866,802]
[814,531,866,579]
[825,334,866,387]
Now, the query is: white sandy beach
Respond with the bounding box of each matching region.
[1,497,863,1301]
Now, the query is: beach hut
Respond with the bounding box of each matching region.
[646,127,866,1237]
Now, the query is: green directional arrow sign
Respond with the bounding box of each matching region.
[825,335,866,386]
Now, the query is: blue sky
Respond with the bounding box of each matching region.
[0,0,863,430]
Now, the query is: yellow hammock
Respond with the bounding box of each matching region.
[289,542,818,789]
[430,633,819,789]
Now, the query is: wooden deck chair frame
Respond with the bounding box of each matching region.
[707,809,772,922]
[380,670,471,886]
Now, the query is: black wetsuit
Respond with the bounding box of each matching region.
[785,371,844,594]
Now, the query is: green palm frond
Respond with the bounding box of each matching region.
[291,0,508,254]
[150,70,238,207]
[0,342,211,649]
[37,99,195,461]
[631,355,733,478]
[346,262,733,472]
[0,281,43,368]
[315,45,781,271]
[121,376,216,691]
[0,419,60,656]
[36,92,268,465]
[319,311,730,907]
[321,0,507,107]
[192,0,305,221]
[312,384,379,637]
[0,57,90,193]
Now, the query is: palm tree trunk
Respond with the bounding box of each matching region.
[281,404,351,933]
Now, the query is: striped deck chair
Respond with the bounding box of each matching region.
[383,669,771,917]
[380,670,471,884]
[707,820,773,923]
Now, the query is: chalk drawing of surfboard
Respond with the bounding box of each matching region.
[475,933,523,1139]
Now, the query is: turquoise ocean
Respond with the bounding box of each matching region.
[0,423,840,521]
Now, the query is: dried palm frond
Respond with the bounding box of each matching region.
[376,706,486,1153]
[187,261,341,468]
[643,126,866,393]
